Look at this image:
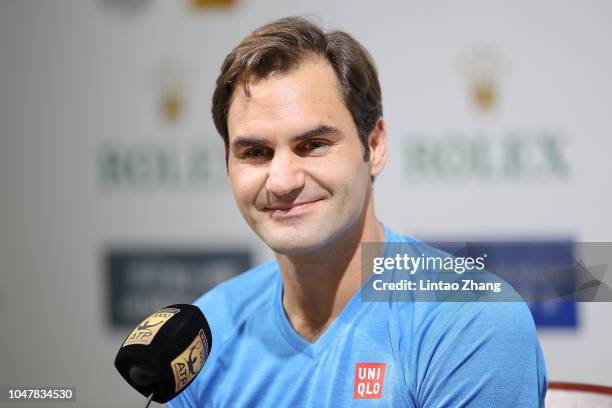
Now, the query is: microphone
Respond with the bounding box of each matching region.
[115,304,212,405]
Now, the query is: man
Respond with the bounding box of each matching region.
[169,17,547,407]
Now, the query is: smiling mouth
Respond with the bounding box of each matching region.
[263,199,322,217]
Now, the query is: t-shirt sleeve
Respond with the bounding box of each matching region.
[414,301,547,407]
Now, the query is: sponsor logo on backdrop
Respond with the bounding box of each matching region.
[462,44,503,112]
[107,249,251,327]
[157,61,186,125]
[97,141,220,190]
[188,0,238,11]
[425,240,581,328]
[97,59,225,192]
[403,44,570,184]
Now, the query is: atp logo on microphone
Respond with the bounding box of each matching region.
[122,307,180,347]
[171,329,209,392]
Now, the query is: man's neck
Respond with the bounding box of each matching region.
[276,199,384,343]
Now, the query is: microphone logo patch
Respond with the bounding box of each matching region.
[171,329,208,392]
[122,307,180,347]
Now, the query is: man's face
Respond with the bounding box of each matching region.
[226,57,376,255]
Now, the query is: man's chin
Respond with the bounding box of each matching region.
[266,240,322,256]
[261,232,331,256]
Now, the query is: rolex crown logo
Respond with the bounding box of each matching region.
[156,61,186,124]
[189,0,237,10]
[461,44,505,113]
[162,90,182,123]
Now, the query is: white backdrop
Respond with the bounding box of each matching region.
[1,1,611,406]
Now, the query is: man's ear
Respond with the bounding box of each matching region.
[368,118,388,177]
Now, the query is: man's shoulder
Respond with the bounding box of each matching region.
[383,224,538,344]
[405,300,546,405]
[403,300,537,339]
[382,227,535,331]
[192,260,280,345]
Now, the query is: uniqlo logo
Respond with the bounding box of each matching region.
[353,362,386,399]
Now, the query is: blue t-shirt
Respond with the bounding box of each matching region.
[168,226,547,407]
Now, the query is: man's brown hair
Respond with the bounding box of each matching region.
[212,16,383,161]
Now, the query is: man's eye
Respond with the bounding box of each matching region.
[243,148,271,159]
[305,141,324,150]
[299,140,328,153]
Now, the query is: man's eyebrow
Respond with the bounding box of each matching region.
[291,124,341,142]
[232,137,267,150]
[231,124,341,150]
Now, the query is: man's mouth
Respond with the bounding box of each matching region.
[263,199,322,218]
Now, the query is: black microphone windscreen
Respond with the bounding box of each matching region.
[114,304,212,403]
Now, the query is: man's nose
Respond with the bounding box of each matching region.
[265,150,305,198]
